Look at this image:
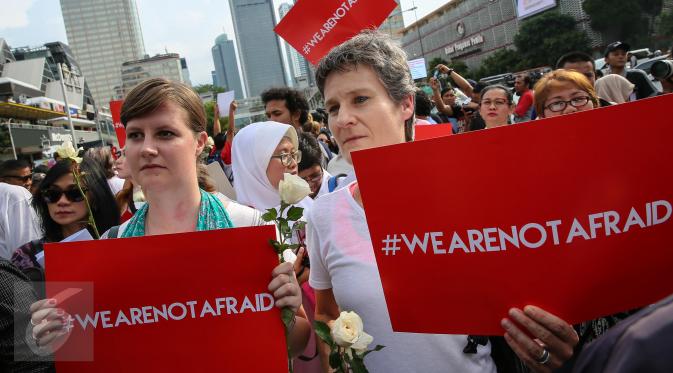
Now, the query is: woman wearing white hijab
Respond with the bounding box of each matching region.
[595,74,636,104]
[232,121,312,211]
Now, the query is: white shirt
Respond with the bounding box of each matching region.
[0,183,41,259]
[326,154,354,176]
[307,184,496,373]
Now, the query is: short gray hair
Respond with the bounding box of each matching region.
[315,30,415,141]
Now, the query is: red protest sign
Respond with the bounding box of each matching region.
[274,0,398,65]
[44,226,288,372]
[415,123,454,140]
[351,95,673,335]
[109,100,126,148]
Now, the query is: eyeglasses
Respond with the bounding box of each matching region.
[4,174,33,182]
[480,99,509,107]
[42,187,86,204]
[301,168,323,184]
[545,96,591,112]
[270,150,302,167]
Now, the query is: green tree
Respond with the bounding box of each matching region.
[450,60,470,77]
[657,11,673,45]
[514,12,591,69]
[473,49,522,80]
[583,0,649,44]
[194,84,226,94]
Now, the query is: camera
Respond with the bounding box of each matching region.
[651,60,673,80]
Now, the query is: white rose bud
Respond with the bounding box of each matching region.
[330,311,373,353]
[282,248,297,264]
[278,173,311,205]
[55,140,82,163]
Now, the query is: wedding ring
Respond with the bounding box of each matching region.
[536,348,551,365]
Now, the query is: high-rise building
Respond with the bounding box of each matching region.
[60,0,146,108]
[115,53,184,99]
[278,2,312,88]
[180,58,192,87]
[211,33,244,99]
[380,0,404,43]
[229,0,287,97]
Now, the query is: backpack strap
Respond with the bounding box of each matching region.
[327,173,348,193]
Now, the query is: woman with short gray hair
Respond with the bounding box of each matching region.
[307,31,578,373]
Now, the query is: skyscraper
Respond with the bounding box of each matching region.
[229,0,287,97]
[59,0,146,107]
[278,2,311,88]
[211,34,244,99]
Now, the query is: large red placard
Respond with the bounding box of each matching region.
[45,226,288,371]
[351,95,673,335]
[274,0,398,65]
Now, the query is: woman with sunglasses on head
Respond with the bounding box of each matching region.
[478,85,515,129]
[28,78,310,358]
[11,158,120,295]
[534,69,599,119]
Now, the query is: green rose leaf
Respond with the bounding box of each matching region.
[286,206,304,221]
[313,320,334,346]
[281,307,294,330]
[362,344,385,357]
[349,356,368,373]
[279,219,291,237]
[329,350,342,370]
[261,208,277,222]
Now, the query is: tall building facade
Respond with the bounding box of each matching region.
[115,53,184,99]
[60,0,146,108]
[278,2,312,88]
[180,58,192,87]
[379,0,405,43]
[229,0,287,97]
[211,34,244,99]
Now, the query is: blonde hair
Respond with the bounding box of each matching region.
[534,69,599,117]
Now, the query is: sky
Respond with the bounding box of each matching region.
[0,0,447,86]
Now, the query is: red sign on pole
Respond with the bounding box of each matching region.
[44,226,288,372]
[109,100,126,148]
[351,95,673,335]
[274,0,398,65]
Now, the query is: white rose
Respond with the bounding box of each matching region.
[55,140,82,163]
[330,311,373,353]
[278,173,311,205]
[282,248,297,264]
[206,136,215,147]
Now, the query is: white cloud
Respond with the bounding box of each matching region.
[0,0,35,29]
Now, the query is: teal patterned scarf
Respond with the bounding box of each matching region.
[121,189,234,238]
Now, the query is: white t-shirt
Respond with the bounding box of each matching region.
[326,154,354,176]
[307,184,496,373]
[314,170,332,200]
[0,183,41,258]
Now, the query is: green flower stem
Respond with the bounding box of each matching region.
[72,167,100,239]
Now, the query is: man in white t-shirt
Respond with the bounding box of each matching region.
[0,183,41,259]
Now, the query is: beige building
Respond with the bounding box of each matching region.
[60,0,146,108]
[115,53,184,99]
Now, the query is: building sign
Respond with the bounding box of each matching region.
[456,22,465,37]
[516,0,557,19]
[444,34,485,56]
[49,128,74,144]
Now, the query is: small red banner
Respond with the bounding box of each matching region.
[109,100,126,148]
[274,0,398,65]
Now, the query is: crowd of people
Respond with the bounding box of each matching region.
[0,30,670,372]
